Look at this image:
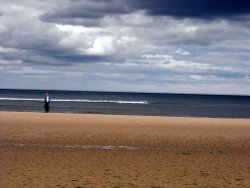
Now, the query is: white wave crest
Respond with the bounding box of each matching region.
[0,97,148,104]
[0,97,44,101]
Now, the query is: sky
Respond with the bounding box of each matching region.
[0,0,250,95]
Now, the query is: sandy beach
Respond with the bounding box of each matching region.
[0,111,250,187]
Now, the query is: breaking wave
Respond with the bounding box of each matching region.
[0,97,148,105]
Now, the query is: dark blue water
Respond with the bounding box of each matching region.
[0,89,250,118]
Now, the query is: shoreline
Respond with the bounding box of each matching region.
[1,111,250,187]
[1,110,250,124]
[1,110,250,120]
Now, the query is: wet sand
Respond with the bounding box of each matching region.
[0,111,250,187]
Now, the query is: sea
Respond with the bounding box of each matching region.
[0,89,250,118]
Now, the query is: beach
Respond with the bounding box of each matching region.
[0,111,250,187]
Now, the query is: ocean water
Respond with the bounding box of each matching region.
[0,89,250,118]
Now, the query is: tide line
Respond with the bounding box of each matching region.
[0,142,208,153]
[0,142,142,150]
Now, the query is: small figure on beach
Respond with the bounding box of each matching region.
[44,92,50,113]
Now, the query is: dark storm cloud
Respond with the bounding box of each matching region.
[131,0,250,19]
[41,0,130,26]
[41,0,250,26]
[42,3,127,19]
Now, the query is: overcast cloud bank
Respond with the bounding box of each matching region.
[0,0,250,95]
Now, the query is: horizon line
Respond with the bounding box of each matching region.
[0,87,250,97]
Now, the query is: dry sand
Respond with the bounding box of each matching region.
[0,111,250,187]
